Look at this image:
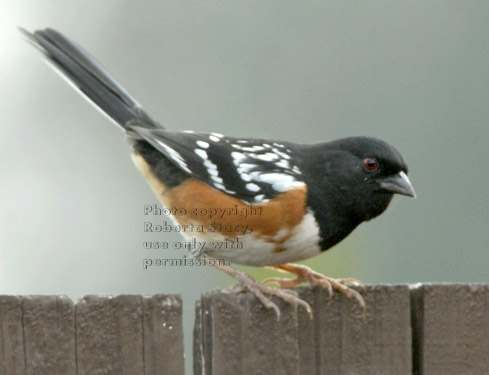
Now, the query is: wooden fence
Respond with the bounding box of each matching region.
[0,284,488,374]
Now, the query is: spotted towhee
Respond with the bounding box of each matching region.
[23,28,415,318]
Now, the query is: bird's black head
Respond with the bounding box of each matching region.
[302,136,415,246]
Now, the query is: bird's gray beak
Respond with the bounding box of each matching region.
[379,171,416,198]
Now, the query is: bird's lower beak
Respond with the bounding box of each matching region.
[379,171,416,198]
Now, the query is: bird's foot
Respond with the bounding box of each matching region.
[221,268,312,320]
[264,263,366,311]
[203,254,312,319]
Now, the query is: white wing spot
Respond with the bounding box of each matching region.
[211,175,224,184]
[237,163,257,173]
[252,152,280,162]
[238,172,251,181]
[231,152,247,165]
[272,148,291,160]
[246,183,261,192]
[194,149,208,159]
[275,159,290,169]
[239,146,260,152]
[209,135,220,142]
[203,159,219,176]
[248,171,261,180]
[196,140,210,149]
[240,173,252,182]
[257,172,305,192]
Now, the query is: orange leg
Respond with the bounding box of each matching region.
[264,263,366,311]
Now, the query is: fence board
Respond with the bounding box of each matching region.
[296,288,317,375]
[21,296,76,375]
[194,285,412,375]
[193,300,205,375]
[0,294,183,375]
[76,294,148,374]
[411,284,489,375]
[0,296,25,375]
[142,294,185,375]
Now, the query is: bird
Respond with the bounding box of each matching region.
[22,28,415,318]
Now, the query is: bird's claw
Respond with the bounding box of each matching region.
[266,264,366,312]
[225,277,311,320]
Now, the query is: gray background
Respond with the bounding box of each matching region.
[2,1,489,372]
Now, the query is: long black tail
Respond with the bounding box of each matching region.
[21,28,160,130]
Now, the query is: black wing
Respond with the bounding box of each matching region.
[132,127,305,203]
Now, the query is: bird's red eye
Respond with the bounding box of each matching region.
[363,157,378,171]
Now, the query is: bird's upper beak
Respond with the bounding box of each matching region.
[379,171,416,198]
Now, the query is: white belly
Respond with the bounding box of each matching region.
[188,211,322,266]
